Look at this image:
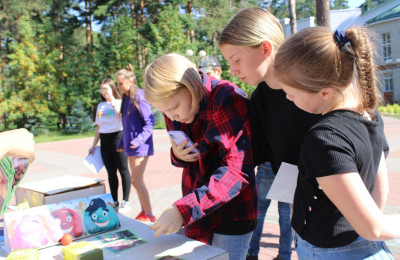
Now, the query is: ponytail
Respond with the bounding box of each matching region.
[345,27,381,112]
[274,26,381,114]
[116,64,138,117]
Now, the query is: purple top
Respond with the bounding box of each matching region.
[117,89,155,157]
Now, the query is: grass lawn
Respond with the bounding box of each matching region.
[34,130,95,143]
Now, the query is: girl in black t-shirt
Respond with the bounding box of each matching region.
[274,26,398,259]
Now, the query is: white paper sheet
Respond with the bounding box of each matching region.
[82,146,104,174]
[266,162,299,203]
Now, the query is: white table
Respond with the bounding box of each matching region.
[0,214,228,260]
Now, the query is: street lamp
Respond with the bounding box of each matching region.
[186,49,194,57]
[198,50,206,57]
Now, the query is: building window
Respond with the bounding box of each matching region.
[381,33,391,62]
[383,72,393,92]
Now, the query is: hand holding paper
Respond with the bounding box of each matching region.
[82,146,104,174]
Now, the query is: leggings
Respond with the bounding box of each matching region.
[100,131,131,202]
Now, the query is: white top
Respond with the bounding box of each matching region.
[95,100,123,133]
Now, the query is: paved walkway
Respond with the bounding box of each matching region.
[19,116,400,259]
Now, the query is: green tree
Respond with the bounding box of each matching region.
[1,17,59,131]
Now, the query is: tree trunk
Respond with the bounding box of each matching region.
[288,0,297,34]
[316,0,330,27]
[212,31,218,54]
[186,1,195,43]
[85,0,93,48]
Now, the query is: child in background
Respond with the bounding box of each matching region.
[143,53,257,260]
[198,55,222,79]
[115,65,156,222]
[274,26,397,259]
[89,78,131,211]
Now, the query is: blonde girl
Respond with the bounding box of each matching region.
[274,26,397,259]
[143,53,257,260]
[115,65,156,220]
[219,7,322,260]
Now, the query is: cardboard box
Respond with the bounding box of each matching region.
[62,241,103,260]
[15,176,105,207]
[6,248,39,260]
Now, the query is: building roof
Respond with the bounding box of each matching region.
[366,4,400,24]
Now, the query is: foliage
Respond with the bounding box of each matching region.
[0,0,361,136]
[64,101,95,134]
[378,103,400,115]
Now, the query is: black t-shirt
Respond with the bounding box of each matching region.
[249,82,321,173]
[292,110,386,248]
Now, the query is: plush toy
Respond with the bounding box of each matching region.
[8,213,63,250]
[82,198,119,234]
[51,208,84,238]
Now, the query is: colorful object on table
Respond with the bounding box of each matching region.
[17,198,30,211]
[6,248,39,260]
[82,198,119,234]
[62,241,103,260]
[60,234,73,246]
[5,209,64,250]
[51,208,84,238]
[4,193,120,252]
[95,229,147,253]
[0,157,29,216]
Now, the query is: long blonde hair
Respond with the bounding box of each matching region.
[115,64,138,116]
[143,53,206,110]
[219,7,284,50]
[274,26,381,113]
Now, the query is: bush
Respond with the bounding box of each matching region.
[64,101,95,134]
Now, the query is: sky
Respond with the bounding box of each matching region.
[347,0,365,8]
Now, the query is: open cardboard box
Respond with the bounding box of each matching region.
[15,175,105,207]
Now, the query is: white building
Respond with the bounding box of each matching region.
[280,0,400,103]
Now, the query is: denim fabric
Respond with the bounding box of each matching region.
[212,231,253,260]
[248,162,293,260]
[295,233,394,260]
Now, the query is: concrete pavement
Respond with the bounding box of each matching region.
[17,116,400,259]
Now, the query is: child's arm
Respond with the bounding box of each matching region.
[371,152,389,211]
[317,172,400,241]
[0,129,35,162]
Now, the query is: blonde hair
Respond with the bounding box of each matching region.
[274,26,381,113]
[219,7,284,50]
[143,53,206,109]
[115,64,138,115]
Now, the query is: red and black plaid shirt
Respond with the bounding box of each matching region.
[165,73,258,244]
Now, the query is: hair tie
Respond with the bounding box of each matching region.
[334,30,349,49]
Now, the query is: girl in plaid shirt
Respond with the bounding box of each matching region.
[143,53,258,260]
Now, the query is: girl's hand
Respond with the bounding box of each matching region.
[101,90,111,101]
[88,146,95,155]
[170,139,199,162]
[116,148,124,152]
[150,204,184,238]
[1,128,35,162]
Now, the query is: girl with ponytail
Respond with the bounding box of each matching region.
[274,26,398,259]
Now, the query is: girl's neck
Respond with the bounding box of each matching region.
[322,85,359,115]
[264,64,282,90]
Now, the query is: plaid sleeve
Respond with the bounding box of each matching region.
[175,83,254,225]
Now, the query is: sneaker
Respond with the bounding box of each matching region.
[113,201,119,211]
[246,255,258,260]
[118,200,131,214]
[135,211,156,223]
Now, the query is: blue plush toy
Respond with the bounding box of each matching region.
[82,198,119,234]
